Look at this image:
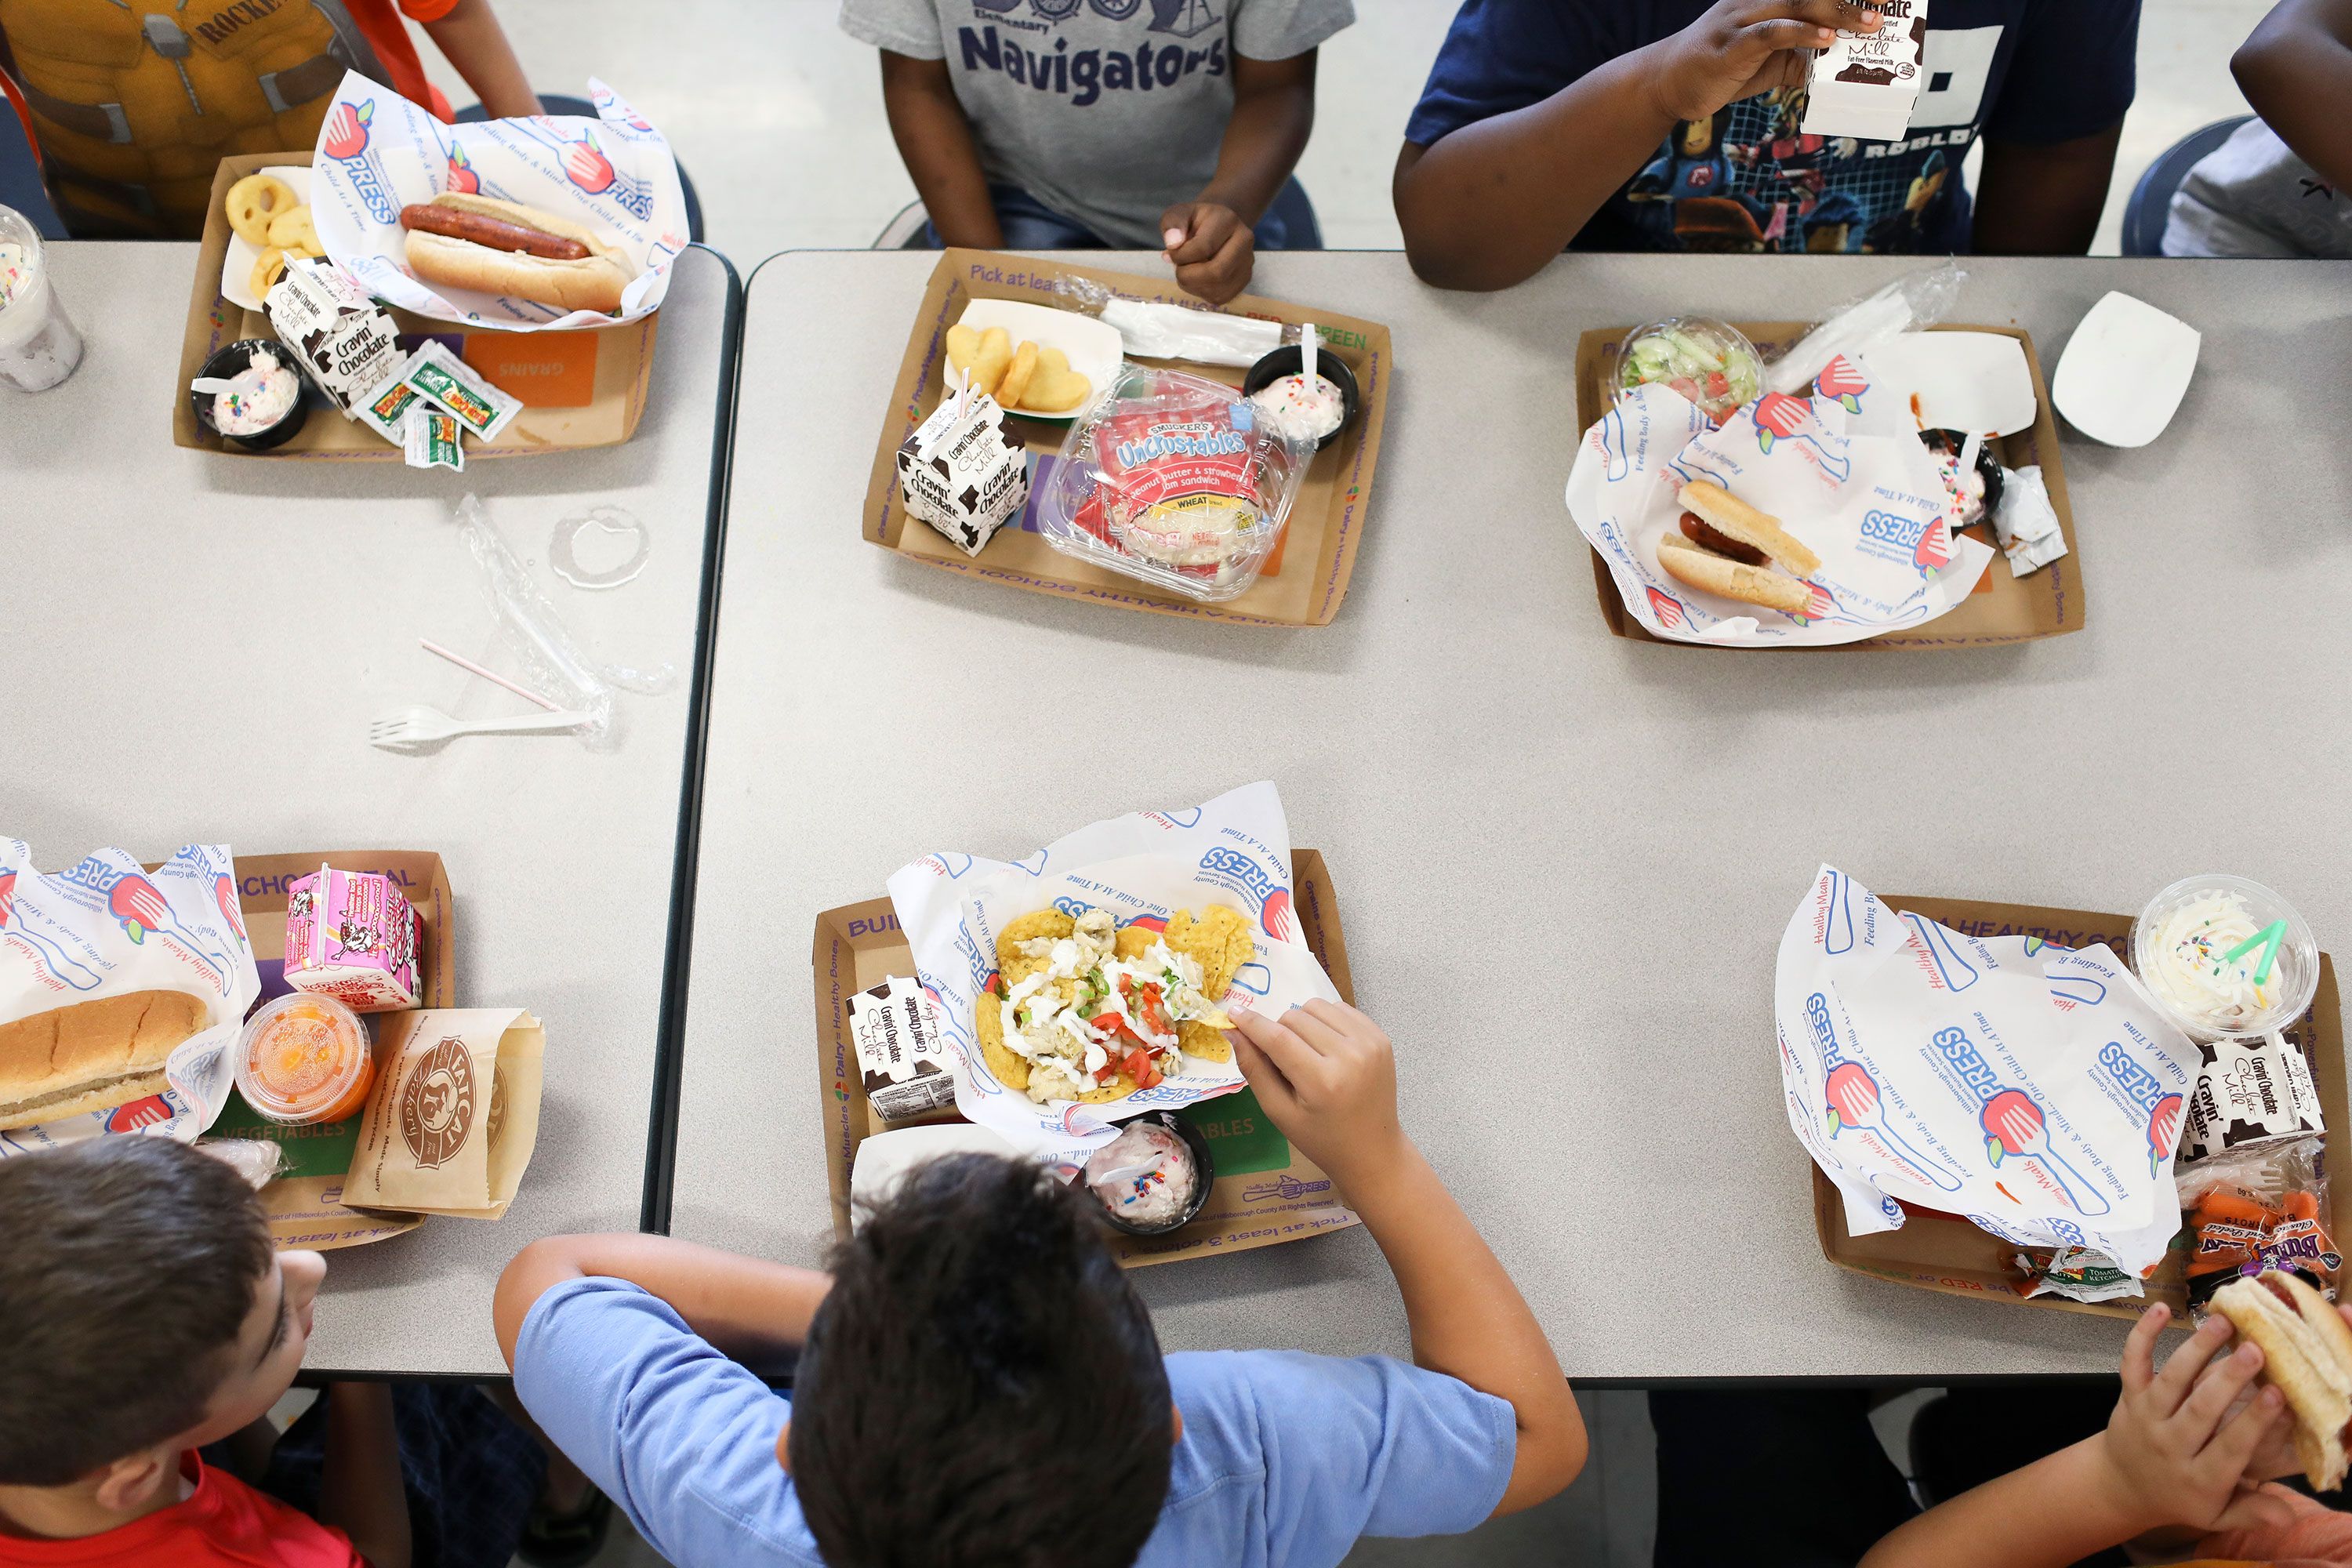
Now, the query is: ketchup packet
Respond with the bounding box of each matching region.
[1039,367,1311,602]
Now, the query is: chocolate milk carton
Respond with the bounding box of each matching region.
[896,391,1029,556]
[264,260,401,423]
[1801,0,1930,141]
[282,865,421,1012]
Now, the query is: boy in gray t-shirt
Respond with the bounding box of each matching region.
[840,0,1354,303]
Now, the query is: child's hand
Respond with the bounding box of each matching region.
[2095,1304,2296,1539]
[1226,1000,1406,1189]
[1160,201,1254,304]
[1646,1,1882,123]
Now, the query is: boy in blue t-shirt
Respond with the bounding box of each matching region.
[494,999,1588,1568]
[1394,0,2141,289]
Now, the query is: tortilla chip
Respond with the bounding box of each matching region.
[1164,906,1254,996]
[1178,1020,1232,1063]
[1112,926,1156,963]
[973,988,1030,1091]
[997,910,1074,990]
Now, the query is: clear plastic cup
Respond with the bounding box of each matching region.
[0,206,85,393]
[1617,316,1762,427]
[2130,874,2318,1044]
[235,993,376,1125]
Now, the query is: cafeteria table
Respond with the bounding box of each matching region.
[666,250,2352,1381]
[0,240,741,1377]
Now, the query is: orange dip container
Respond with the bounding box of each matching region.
[234,993,374,1124]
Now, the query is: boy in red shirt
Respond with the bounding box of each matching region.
[0,1138,405,1567]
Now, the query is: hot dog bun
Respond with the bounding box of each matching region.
[401,194,632,314]
[1679,481,1820,577]
[2209,1271,2352,1490]
[0,990,209,1129]
[1657,532,1814,615]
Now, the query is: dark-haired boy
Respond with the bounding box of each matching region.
[496,997,1588,1566]
[0,1136,402,1566]
[1394,0,2142,289]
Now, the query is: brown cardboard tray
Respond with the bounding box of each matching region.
[862,249,1392,627]
[201,849,455,1249]
[1573,322,2084,649]
[811,849,1361,1266]
[1811,893,2346,1323]
[173,153,658,459]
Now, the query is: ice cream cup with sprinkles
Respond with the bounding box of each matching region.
[2130,874,2319,1045]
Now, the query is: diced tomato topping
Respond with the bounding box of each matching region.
[1705,372,1729,395]
[1120,976,1174,1037]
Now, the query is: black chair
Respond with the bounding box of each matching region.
[0,85,65,238]
[2121,114,2256,256]
[453,94,702,244]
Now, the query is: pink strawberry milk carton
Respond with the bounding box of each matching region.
[281,865,421,1011]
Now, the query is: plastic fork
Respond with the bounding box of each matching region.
[367,705,590,750]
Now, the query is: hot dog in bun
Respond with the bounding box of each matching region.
[1655,480,1820,615]
[2209,1270,2352,1490]
[399,194,631,314]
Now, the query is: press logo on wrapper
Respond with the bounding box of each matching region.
[401,1034,477,1170]
[1195,848,1292,940]
[322,100,401,227]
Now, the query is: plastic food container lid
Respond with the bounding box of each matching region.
[2129,873,2318,1044]
[234,993,372,1123]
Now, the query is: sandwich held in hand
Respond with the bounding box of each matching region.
[981,906,1243,1105]
[399,194,631,314]
[2208,1270,2352,1490]
[1656,481,1820,614]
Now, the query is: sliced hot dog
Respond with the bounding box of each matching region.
[1679,512,1769,567]
[399,204,589,261]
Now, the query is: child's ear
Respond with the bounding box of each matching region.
[774,1418,791,1473]
[90,1446,174,1515]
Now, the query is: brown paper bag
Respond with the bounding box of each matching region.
[343,1008,543,1219]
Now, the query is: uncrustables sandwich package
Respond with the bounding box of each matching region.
[886,782,1340,1167]
[0,840,260,1154]
[342,1007,543,1218]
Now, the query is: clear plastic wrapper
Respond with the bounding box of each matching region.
[1617,317,1762,427]
[2180,1135,2339,1303]
[1038,366,1312,602]
[1051,274,1287,367]
[1766,260,1966,396]
[196,1137,286,1190]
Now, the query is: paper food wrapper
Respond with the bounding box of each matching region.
[1570,368,1994,647]
[1777,866,2199,1275]
[0,841,261,1154]
[887,782,1339,1163]
[343,1007,543,1218]
[310,73,687,331]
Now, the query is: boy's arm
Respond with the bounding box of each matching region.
[1228,1000,1585,1516]
[1159,50,1316,305]
[315,1383,412,1568]
[1969,123,2124,254]
[1394,0,1880,291]
[2234,0,2352,194]
[493,1233,831,1375]
[878,53,1004,249]
[1860,1305,2292,1568]
[417,0,541,120]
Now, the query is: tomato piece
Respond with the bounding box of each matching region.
[1131,982,1174,1038]
[1705,371,1729,396]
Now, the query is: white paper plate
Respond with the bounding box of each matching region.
[2052,292,2202,448]
[1861,332,2038,437]
[848,1123,1018,1229]
[218,165,315,313]
[942,298,1121,421]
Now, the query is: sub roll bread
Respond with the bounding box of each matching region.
[0,990,208,1129]
[2209,1270,2352,1490]
[399,194,632,314]
[1656,480,1820,614]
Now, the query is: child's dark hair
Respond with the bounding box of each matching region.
[790,1152,1174,1568]
[0,1137,272,1484]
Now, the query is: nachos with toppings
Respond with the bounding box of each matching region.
[978,906,1250,1105]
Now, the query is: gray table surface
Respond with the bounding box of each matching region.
[0,240,736,1377]
[672,249,2352,1380]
